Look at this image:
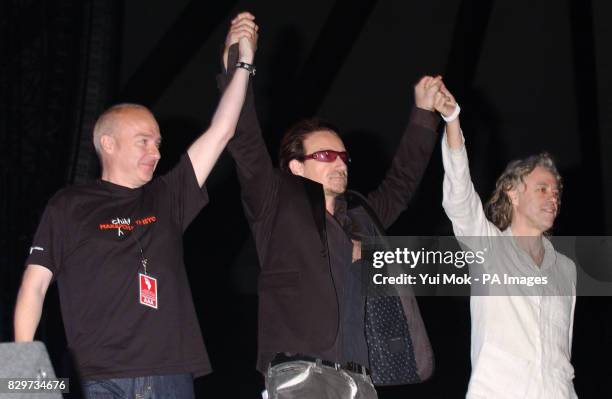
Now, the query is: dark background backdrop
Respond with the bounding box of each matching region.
[1,0,611,397]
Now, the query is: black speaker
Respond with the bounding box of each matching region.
[0,341,62,398]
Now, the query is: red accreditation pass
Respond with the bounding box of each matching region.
[139,273,158,309]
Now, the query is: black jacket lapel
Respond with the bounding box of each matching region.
[301,177,326,246]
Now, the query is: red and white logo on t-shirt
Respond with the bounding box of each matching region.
[139,273,158,309]
[99,215,157,237]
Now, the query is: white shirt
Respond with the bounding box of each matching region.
[441,132,577,399]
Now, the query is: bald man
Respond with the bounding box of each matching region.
[13,13,258,398]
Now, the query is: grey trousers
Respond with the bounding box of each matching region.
[266,360,378,399]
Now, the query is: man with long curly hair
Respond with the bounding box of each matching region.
[436,85,577,398]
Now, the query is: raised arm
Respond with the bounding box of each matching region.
[220,13,278,223]
[14,265,53,341]
[436,84,498,237]
[366,76,441,228]
[186,13,258,187]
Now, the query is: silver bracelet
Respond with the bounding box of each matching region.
[442,103,461,122]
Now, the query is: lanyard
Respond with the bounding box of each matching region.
[130,226,150,275]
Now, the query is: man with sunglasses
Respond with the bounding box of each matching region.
[220,15,441,399]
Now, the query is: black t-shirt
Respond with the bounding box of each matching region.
[318,212,369,368]
[26,155,211,380]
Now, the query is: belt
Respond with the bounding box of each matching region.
[270,353,370,376]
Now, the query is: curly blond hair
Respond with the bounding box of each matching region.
[484,152,563,231]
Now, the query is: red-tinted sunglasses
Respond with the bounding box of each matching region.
[301,150,351,164]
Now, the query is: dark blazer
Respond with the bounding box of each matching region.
[218,48,440,373]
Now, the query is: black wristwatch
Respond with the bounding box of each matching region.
[235,61,256,76]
